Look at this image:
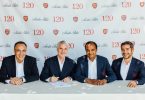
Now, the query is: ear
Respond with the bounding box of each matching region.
[131,48,134,52]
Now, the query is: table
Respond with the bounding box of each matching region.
[0,80,145,94]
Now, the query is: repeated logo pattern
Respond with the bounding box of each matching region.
[0,0,145,71]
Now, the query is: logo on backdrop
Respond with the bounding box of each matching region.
[43,3,48,8]
[103,29,108,34]
[121,15,127,21]
[73,16,78,22]
[112,55,117,60]
[23,16,28,22]
[53,29,59,36]
[34,43,39,48]
[5,28,10,35]
[92,3,97,9]
[0,56,5,62]
[140,2,145,7]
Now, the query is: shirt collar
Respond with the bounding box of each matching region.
[122,57,132,65]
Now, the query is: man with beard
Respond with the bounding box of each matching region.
[111,41,145,88]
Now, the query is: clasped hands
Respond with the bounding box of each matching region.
[85,78,107,85]
[10,77,23,85]
[50,76,71,83]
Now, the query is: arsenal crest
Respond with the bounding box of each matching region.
[5,28,10,35]
[121,15,127,21]
[103,29,108,34]
[112,55,117,60]
[34,43,39,48]
[92,3,97,9]
[43,3,48,8]
[140,2,145,7]
[73,16,78,22]
[23,16,28,22]
[53,29,59,36]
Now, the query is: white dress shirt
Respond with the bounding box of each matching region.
[15,59,24,78]
[120,59,131,80]
[58,57,65,72]
[45,57,65,82]
[88,57,97,79]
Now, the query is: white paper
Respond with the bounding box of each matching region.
[49,81,71,88]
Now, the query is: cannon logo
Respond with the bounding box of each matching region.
[23,16,28,22]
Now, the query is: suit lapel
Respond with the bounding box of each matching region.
[84,56,88,77]
[126,58,134,80]
[97,56,100,78]
[24,56,27,76]
[11,56,16,77]
[54,56,61,76]
[61,57,69,77]
[117,58,123,80]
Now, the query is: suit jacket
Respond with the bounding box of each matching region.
[40,56,76,82]
[0,55,39,83]
[74,55,116,83]
[111,57,145,85]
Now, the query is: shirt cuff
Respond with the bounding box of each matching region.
[136,81,138,85]
[68,77,72,81]
[46,78,50,82]
[5,79,10,84]
[22,77,26,83]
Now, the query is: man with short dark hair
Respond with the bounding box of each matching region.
[112,41,145,88]
[0,41,39,85]
[75,41,116,85]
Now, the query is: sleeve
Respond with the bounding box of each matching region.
[40,59,51,82]
[24,58,39,82]
[105,58,117,83]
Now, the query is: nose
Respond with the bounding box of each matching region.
[19,51,24,56]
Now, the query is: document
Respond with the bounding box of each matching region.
[49,81,71,88]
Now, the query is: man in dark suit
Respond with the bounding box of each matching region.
[0,41,39,85]
[40,40,76,82]
[112,41,145,88]
[75,41,116,85]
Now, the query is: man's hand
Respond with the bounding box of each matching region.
[127,81,137,88]
[10,77,23,85]
[50,76,59,82]
[94,79,107,85]
[62,77,71,83]
[85,78,107,85]
[85,78,97,84]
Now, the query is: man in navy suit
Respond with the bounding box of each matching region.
[112,41,145,88]
[75,41,116,85]
[40,40,76,83]
[0,41,39,85]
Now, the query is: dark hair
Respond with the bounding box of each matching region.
[85,41,97,50]
[14,41,27,49]
[121,41,134,48]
